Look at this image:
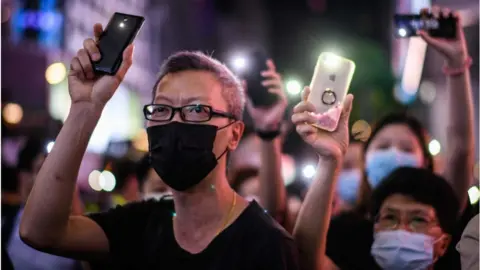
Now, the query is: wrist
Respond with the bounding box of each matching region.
[69,102,103,120]
[446,53,469,69]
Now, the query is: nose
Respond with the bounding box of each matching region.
[171,110,183,122]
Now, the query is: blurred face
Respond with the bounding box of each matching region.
[374,194,451,260]
[19,153,45,202]
[366,124,424,166]
[342,142,363,170]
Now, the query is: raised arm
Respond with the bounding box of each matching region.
[246,60,288,223]
[20,23,134,260]
[419,7,474,211]
[291,87,353,270]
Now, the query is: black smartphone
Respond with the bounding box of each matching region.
[245,51,279,108]
[394,13,457,39]
[93,12,145,75]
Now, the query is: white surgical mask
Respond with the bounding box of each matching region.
[371,230,438,270]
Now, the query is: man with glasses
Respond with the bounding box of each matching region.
[19,23,299,269]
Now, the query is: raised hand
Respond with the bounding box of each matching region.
[418,6,468,67]
[245,59,288,131]
[292,87,353,160]
[68,23,134,109]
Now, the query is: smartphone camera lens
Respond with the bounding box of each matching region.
[123,18,128,21]
[329,74,336,82]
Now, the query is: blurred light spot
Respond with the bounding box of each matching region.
[398,28,407,37]
[428,139,441,156]
[302,164,316,179]
[351,120,371,142]
[230,54,248,73]
[286,79,302,96]
[133,129,148,152]
[401,37,427,96]
[100,170,116,192]
[3,103,23,124]
[88,170,102,191]
[45,62,67,85]
[468,186,479,204]
[282,155,296,186]
[419,81,436,104]
[119,22,125,28]
[46,141,54,153]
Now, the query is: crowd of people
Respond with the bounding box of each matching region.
[2,6,479,270]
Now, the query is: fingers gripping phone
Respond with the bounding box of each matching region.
[308,52,355,132]
[93,12,145,75]
[394,12,457,39]
[245,51,279,107]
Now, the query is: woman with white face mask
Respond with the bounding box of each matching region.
[369,167,458,270]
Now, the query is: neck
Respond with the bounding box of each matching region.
[172,169,235,230]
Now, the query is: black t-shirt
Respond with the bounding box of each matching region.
[88,198,299,269]
[326,211,465,270]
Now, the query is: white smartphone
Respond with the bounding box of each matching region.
[308,52,356,132]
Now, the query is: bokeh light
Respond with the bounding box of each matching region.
[428,139,441,156]
[45,62,67,85]
[100,170,116,192]
[230,54,248,73]
[351,120,371,142]
[419,80,436,104]
[286,79,302,96]
[3,103,23,124]
[468,186,479,205]
[302,164,316,179]
[88,170,102,191]
[46,141,55,153]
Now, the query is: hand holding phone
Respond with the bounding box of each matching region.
[307,52,355,132]
[394,8,457,39]
[243,51,279,108]
[68,23,134,108]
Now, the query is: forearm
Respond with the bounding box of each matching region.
[21,103,102,244]
[444,56,474,211]
[258,138,286,219]
[293,157,342,270]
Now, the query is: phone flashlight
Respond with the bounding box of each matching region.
[230,54,248,73]
[323,53,341,69]
[398,28,407,37]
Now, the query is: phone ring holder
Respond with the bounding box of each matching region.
[321,88,337,105]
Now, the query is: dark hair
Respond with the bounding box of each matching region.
[105,158,137,193]
[17,137,45,172]
[370,167,459,234]
[364,112,433,170]
[136,154,151,188]
[152,51,245,120]
[2,163,18,192]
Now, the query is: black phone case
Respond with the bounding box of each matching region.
[93,12,145,75]
[246,51,278,108]
[394,13,457,39]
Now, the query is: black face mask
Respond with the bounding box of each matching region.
[147,122,228,191]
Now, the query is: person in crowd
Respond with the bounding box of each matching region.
[6,137,82,270]
[20,23,299,269]
[456,214,479,270]
[332,138,363,216]
[2,164,18,270]
[104,157,140,206]
[293,6,475,270]
[136,154,170,200]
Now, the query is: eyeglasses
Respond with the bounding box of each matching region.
[143,104,235,123]
[374,212,440,233]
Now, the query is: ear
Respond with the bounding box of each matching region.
[228,121,245,151]
[436,233,452,257]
